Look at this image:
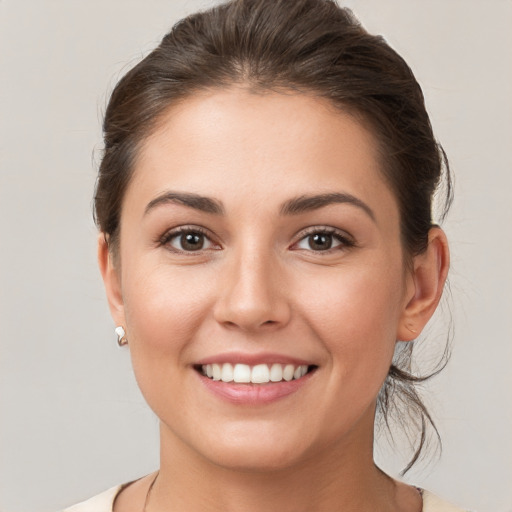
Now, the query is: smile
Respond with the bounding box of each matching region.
[200,363,312,384]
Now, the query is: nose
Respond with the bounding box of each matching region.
[213,248,291,332]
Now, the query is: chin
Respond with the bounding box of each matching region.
[190,423,313,473]
[205,444,305,473]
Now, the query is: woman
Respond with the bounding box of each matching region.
[65,0,464,510]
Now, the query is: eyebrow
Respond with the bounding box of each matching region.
[145,191,225,216]
[144,190,375,221]
[280,193,375,221]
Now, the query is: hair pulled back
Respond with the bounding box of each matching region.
[95,0,452,472]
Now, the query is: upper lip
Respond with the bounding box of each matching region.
[194,352,315,367]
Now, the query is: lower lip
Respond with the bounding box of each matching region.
[197,371,314,405]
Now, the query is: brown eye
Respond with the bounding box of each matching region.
[294,229,353,253]
[168,231,213,252]
[308,233,333,251]
[181,232,204,251]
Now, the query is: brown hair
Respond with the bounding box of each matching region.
[95,0,452,472]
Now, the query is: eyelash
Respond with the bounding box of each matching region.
[158,226,355,254]
[159,226,219,254]
[292,227,355,253]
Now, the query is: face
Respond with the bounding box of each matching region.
[103,88,419,471]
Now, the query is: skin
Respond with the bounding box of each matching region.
[99,88,449,512]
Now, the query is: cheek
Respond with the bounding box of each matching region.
[119,262,219,419]
[121,262,214,358]
[295,262,404,376]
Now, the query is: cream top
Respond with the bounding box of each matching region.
[62,484,470,512]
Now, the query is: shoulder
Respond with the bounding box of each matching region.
[59,484,473,512]
[422,489,473,512]
[61,484,123,512]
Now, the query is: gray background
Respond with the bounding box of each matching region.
[1,1,511,511]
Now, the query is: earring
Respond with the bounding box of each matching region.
[115,326,128,346]
[407,325,418,335]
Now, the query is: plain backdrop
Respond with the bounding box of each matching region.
[1,1,511,511]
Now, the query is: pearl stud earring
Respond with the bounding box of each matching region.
[115,326,128,346]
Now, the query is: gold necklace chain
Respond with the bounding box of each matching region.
[142,471,160,512]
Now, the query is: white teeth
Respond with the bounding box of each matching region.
[251,364,270,383]
[293,365,309,379]
[283,364,295,381]
[202,363,310,384]
[221,363,234,382]
[212,363,221,381]
[233,364,251,383]
[269,363,283,382]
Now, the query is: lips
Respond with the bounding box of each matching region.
[194,354,317,404]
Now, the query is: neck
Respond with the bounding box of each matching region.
[151,416,404,512]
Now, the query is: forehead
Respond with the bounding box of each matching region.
[128,87,397,219]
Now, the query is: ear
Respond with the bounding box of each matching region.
[97,234,125,327]
[397,227,450,341]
